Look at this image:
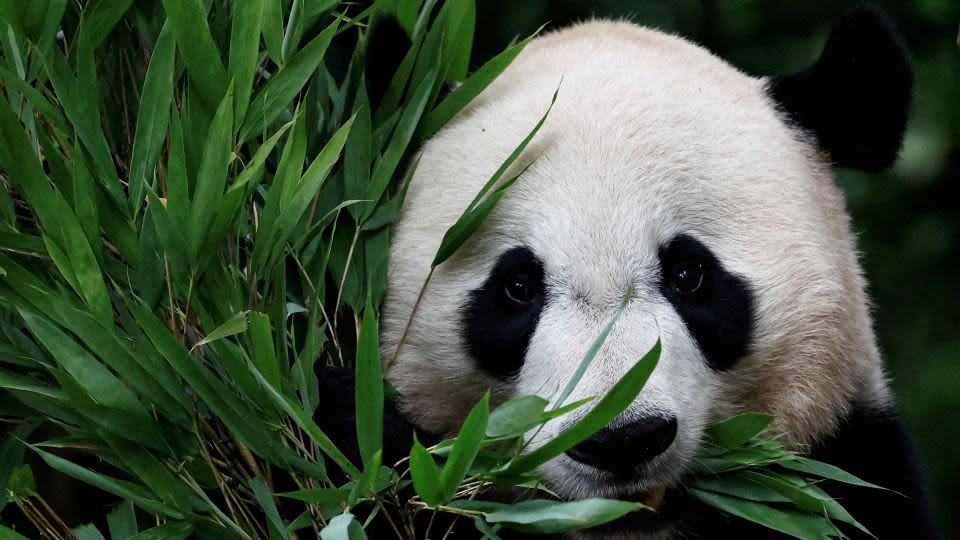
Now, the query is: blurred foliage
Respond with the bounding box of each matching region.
[471,0,959,536]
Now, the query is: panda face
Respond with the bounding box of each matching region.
[381,16,901,534]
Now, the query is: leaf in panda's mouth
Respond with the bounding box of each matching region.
[638,486,667,511]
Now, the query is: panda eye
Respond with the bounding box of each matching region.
[668,260,705,295]
[504,271,537,304]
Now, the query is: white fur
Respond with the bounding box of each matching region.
[380,19,890,537]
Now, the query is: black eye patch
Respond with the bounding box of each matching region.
[659,235,755,370]
[462,247,546,377]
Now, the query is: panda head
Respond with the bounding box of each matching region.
[380,4,911,528]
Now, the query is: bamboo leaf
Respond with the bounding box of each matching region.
[30,446,185,519]
[688,488,836,540]
[129,23,176,216]
[355,296,383,469]
[486,396,549,439]
[419,23,545,140]
[249,312,281,389]
[485,498,644,534]
[18,310,142,414]
[780,458,887,491]
[361,65,438,222]
[127,522,192,540]
[251,476,287,539]
[106,500,138,540]
[160,0,227,111]
[228,0,264,121]
[193,310,250,350]
[431,85,558,266]
[239,18,339,143]
[83,0,134,48]
[554,286,632,410]
[705,412,775,450]
[439,392,490,502]
[409,435,443,506]
[187,83,235,263]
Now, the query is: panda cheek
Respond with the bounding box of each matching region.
[659,235,756,370]
[462,247,547,377]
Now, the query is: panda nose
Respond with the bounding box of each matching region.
[565,416,678,473]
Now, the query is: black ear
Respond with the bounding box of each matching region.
[766,5,912,172]
[365,15,413,110]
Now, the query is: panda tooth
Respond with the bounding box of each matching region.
[641,487,667,510]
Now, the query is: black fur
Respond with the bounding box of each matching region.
[364,15,412,110]
[463,247,547,377]
[766,4,912,172]
[658,235,755,370]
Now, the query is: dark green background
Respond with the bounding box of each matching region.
[471,1,959,536]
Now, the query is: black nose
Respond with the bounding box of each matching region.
[565,416,678,473]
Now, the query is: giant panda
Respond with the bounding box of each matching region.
[319,5,939,539]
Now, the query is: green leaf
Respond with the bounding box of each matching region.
[740,470,875,537]
[249,312,281,389]
[780,458,887,491]
[239,18,339,143]
[486,395,549,439]
[419,23,545,140]
[106,500,138,540]
[251,477,287,539]
[705,412,775,450]
[256,115,355,274]
[473,516,503,540]
[361,66,438,223]
[431,85,558,266]
[278,487,349,504]
[19,310,142,414]
[72,524,106,540]
[127,522,192,540]
[689,472,793,503]
[160,0,227,111]
[260,0,284,62]
[129,23,176,216]
[0,99,112,324]
[228,0,264,121]
[187,83,235,263]
[30,446,184,519]
[688,488,836,540]
[355,296,383,469]
[344,85,372,220]
[0,64,66,127]
[347,451,382,508]
[193,310,250,350]
[83,0,134,48]
[439,392,490,501]
[320,513,368,540]
[6,464,36,499]
[409,435,443,506]
[280,0,304,63]
[485,498,644,534]
[501,342,660,476]
[555,286,632,409]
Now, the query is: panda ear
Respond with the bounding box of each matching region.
[365,15,413,109]
[766,5,912,173]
